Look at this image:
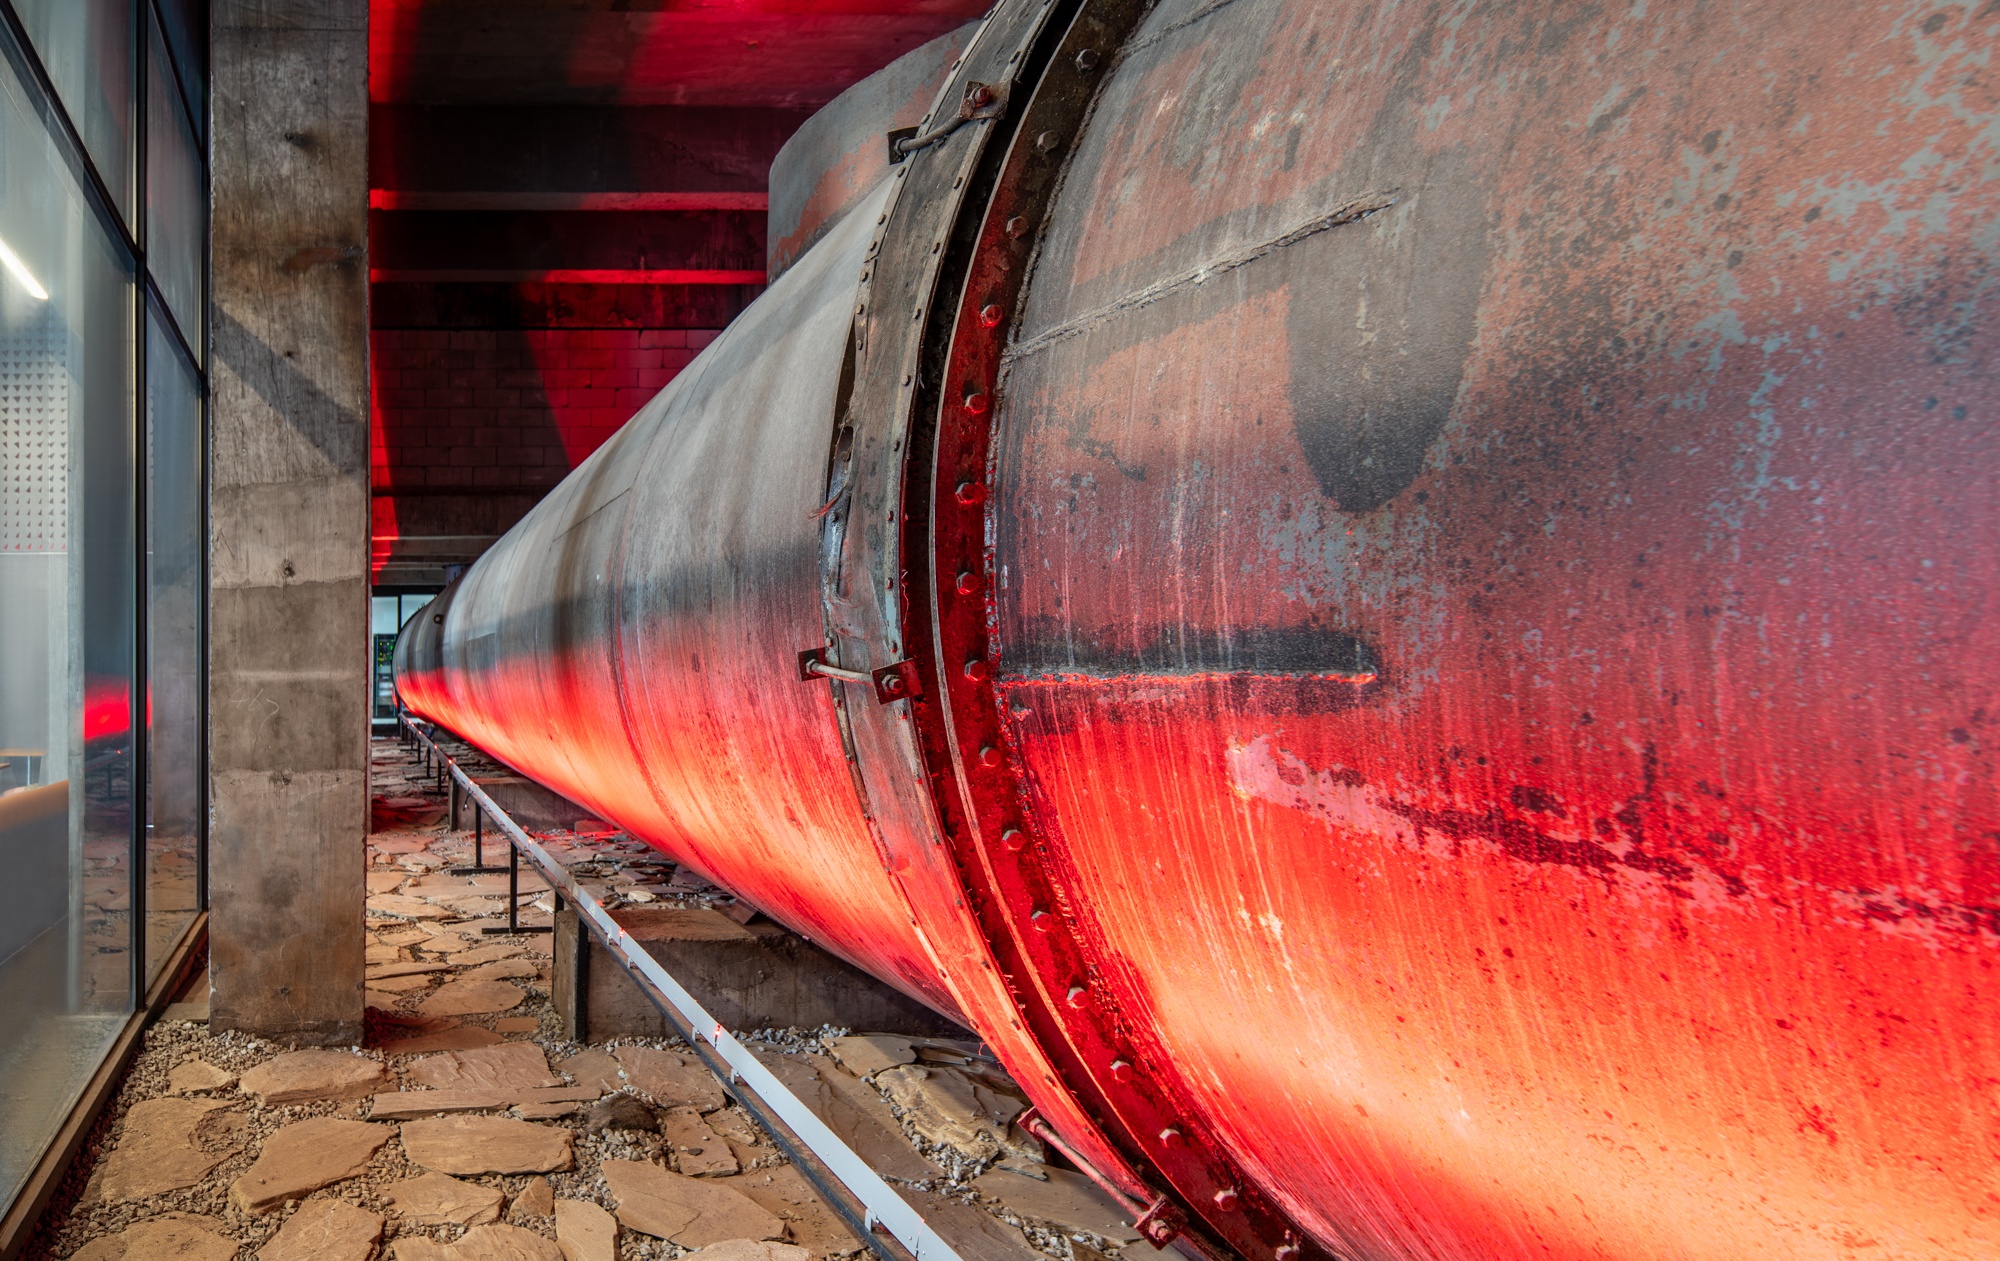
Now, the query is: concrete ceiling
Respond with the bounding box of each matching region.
[371,0,993,107]
[368,0,990,587]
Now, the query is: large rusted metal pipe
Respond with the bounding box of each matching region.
[398,2,2000,1258]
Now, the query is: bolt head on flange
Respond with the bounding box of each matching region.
[1001,827,1027,851]
[956,570,980,595]
[964,657,990,681]
[979,303,1004,328]
[964,388,989,414]
[1213,1187,1241,1212]
[1158,1126,1184,1149]
[955,480,985,505]
[1109,1058,1132,1083]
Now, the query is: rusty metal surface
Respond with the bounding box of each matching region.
[402,1,2000,1258]
[985,0,2000,1258]
[767,20,981,281]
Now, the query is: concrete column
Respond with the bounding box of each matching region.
[208,0,369,1044]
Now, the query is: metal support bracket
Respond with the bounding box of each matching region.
[1018,1106,1184,1246]
[405,718,549,929]
[889,80,1013,162]
[797,646,846,681]
[454,776,512,872]
[885,126,921,164]
[482,839,554,936]
[871,659,923,703]
[799,648,923,704]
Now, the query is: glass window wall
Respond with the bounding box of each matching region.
[146,301,199,980]
[145,11,199,355]
[153,0,201,142]
[0,23,137,1205]
[0,0,205,1219]
[373,592,438,725]
[10,0,135,222]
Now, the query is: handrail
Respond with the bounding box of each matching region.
[397,714,964,1261]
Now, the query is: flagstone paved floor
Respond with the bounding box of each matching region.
[24,738,1160,1261]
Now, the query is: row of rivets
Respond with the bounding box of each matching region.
[928,23,1290,1259]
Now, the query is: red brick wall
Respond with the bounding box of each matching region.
[370,327,720,492]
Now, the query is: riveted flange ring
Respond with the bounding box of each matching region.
[912,3,1331,1260]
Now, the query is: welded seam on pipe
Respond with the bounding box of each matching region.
[1111,0,1243,64]
[400,718,969,1261]
[1003,190,1400,362]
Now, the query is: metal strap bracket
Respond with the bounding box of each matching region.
[889,80,1013,163]
[799,647,924,704]
[1018,1106,1184,1246]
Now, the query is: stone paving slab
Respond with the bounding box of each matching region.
[384,1171,506,1226]
[240,1051,390,1105]
[406,1042,559,1092]
[89,1097,243,1202]
[67,1212,238,1260]
[554,1198,617,1261]
[401,1116,574,1175]
[420,979,528,1017]
[367,1085,600,1121]
[255,1197,385,1261]
[601,1160,785,1246]
[228,1118,394,1213]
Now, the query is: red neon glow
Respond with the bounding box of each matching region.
[373,0,988,106]
[368,327,711,576]
[81,677,148,743]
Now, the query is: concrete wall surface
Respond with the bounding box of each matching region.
[208,0,369,1044]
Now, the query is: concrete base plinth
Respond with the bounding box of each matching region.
[450,774,595,834]
[553,905,962,1040]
